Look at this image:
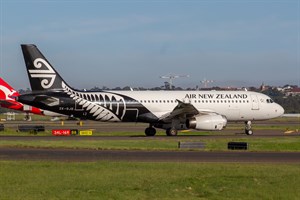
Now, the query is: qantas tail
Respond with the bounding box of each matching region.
[21,44,70,92]
[0,77,46,116]
[0,77,20,100]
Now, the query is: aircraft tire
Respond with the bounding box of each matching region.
[245,129,253,135]
[245,121,253,135]
[145,127,156,136]
[166,128,178,136]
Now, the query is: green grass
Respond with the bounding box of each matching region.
[0,117,299,151]
[1,136,300,152]
[0,113,56,121]
[0,116,299,200]
[205,137,300,151]
[0,116,299,137]
[0,161,300,200]
[226,124,300,131]
[0,139,178,150]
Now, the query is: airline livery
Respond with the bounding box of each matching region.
[0,77,64,120]
[17,44,284,136]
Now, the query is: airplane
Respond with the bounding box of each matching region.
[17,44,284,136]
[0,77,65,120]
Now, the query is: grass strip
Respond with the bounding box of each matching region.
[0,161,300,200]
[1,137,300,151]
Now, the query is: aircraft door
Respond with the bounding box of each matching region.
[250,95,259,110]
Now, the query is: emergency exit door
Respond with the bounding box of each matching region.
[251,95,259,110]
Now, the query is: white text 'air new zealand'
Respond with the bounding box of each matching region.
[18,44,284,136]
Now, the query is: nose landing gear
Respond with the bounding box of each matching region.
[245,121,253,135]
[166,128,178,136]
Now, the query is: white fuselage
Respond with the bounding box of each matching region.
[112,90,284,121]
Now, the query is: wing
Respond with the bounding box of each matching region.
[159,99,219,122]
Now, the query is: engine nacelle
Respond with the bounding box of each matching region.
[186,115,227,131]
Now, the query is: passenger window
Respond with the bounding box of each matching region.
[91,95,95,102]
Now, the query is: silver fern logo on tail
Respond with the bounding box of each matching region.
[28,58,56,89]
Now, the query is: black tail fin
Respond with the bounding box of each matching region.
[21,44,68,91]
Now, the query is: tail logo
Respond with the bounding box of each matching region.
[28,58,56,89]
[0,85,18,100]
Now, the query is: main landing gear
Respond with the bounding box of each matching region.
[245,121,253,135]
[145,126,156,136]
[24,113,32,121]
[145,122,254,136]
[144,125,178,136]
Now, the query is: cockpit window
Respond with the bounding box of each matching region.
[266,99,274,103]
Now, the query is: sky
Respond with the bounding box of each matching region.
[0,0,299,90]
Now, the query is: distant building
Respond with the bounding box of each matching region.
[260,82,273,92]
[285,87,300,96]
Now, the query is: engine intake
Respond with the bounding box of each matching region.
[186,115,227,131]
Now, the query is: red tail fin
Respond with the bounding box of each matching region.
[0,78,20,100]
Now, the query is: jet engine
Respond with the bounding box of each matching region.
[186,115,227,131]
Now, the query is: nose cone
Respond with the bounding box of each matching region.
[275,103,285,117]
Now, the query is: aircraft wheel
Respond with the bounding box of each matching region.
[24,115,32,121]
[145,127,156,136]
[166,128,178,136]
[245,129,253,135]
[245,121,253,135]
